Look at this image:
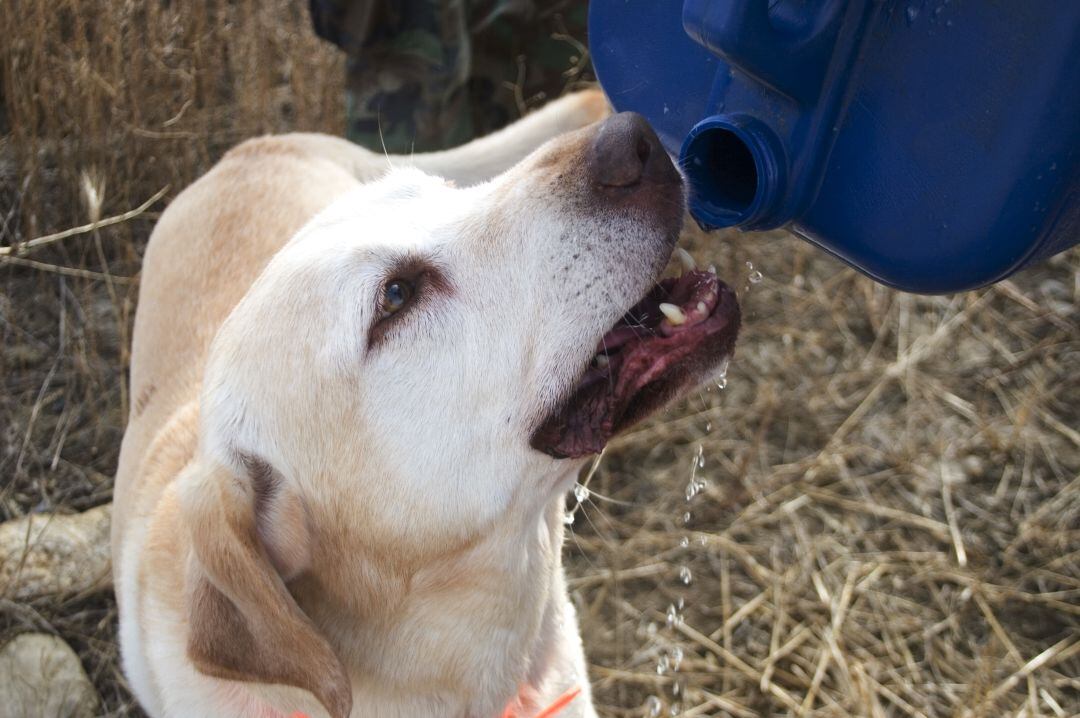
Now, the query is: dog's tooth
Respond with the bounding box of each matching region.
[675,247,696,273]
[659,302,687,326]
[595,354,610,368]
[697,301,707,313]
[708,264,717,275]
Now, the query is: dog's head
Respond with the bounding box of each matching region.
[179,114,739,717]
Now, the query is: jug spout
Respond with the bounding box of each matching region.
[679,114,787,231]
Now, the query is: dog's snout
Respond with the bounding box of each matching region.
[590,112,678,188]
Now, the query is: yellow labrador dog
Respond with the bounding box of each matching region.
[112,90,739,718]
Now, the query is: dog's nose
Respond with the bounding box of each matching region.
[590,112,678,188]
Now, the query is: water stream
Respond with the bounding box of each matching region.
[641,258,758,716]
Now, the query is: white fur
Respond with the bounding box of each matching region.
[115,92,679,717]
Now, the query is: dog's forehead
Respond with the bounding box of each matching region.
[337,166,460,219]
[373,166,455,199]
[292,167,471,255]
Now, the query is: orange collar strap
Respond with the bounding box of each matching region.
[290,685,582,718]
[501,686,582,718]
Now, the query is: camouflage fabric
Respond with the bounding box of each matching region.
[310,0,593,152]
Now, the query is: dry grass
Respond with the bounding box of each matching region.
[1,2,343,714]
[1,3,1078,717]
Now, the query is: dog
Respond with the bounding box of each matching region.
[111,89,740,718]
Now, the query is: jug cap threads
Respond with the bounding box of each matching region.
[680,114,786,231]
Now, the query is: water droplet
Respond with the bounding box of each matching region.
[696,535,707,547]
[697,453,706,469]
[574,484,590,503]
[671,646,684,670]
[679,566,693,585]
[656,654,670,675]
[682,511,691,525]
[669,702,682,716]
[646,621,658,637]
[685,481,699,501]
[645,696,663,717]
[705,421,712,431]
[716,376,727,390]
[679,536,690,549]
[745,260,754,270]
[748,270,763,284]
[562,511,575,525]
[677,597,685,610]
[666,604,678,628]
[905,5,919,23]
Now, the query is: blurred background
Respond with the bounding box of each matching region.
[1,2,1077,716]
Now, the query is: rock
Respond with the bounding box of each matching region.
[0,504,111,600]
[0,633,100,718]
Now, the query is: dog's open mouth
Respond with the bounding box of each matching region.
[531,262,740,459]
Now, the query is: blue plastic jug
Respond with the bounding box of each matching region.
[589,0,1080,293]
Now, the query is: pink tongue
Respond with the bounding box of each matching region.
[599,324,646,353]
[614,334,699,401]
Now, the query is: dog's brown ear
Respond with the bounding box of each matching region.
[181,458,351,718]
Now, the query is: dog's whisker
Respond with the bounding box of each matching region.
[576,498,619,552]
[600,333,616,395]
[377,112,396,171]
[579,488,633,507]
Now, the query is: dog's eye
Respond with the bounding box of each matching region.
[380,279,414,317]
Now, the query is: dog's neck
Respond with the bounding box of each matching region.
[290,485,574,717]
